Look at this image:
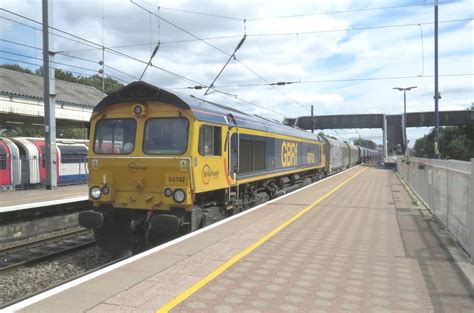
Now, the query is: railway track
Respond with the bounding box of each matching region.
[0,254,128,309]
[0,229,96,271]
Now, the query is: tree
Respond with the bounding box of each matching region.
[77,75,123,95]
[3,126,87,139]
[0,63,34,74]
[34,65,123,94]
[4,64,125,95]
[57,127,87,139]
[414,127,474,160]
[414,132,435,158]
[353,138,376,150]
[4,126,43,137]
[414,106,474,161]
[0,64,113,139]
[54,69,80,83]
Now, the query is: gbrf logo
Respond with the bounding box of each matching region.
[281,142,297,167]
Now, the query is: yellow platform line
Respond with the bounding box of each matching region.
[156,167,368,313]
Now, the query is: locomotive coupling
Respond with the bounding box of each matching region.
[78,211,104,229]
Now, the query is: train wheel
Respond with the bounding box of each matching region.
[94,226,135,257]
[94,210,137,257]
[145,226,179,249]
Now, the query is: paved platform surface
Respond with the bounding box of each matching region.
[11,167,474,312]
[0,185,87,211]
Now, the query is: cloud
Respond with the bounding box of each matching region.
[0,0,472,146]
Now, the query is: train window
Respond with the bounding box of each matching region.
[307,144,320,164]
[239,139,266,173]
[231,134,238,172]
[144,118,189,154]
[41,146,46,168]
[199,125,221,156]
[254,141,266,171]
[0,145,6,170]
[239,139,253,173]
[94,119,136,154]
[59,146,88,163]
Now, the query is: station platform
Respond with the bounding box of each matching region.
[7,166,474,312]
[0,185,88,213]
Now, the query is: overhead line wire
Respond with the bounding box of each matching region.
[0,9,107,50]
[244,18,473,38]
[0,56,96,78]
[200,89,287,118]
[105,64,140,80]
[246,1,460,20]
[57,51,100,64]
[150,4,242,21]
[0,38,41,51]
[52,17,473,54]
[2,6,470,113]
[0,15,290,117]
[1,10,177,82]
[0,49,100,73]
[199,73,473,88]
[131,0,308,108]
[148,1,459,21]
[2,8,469,49]
[0,8,208,88]
[0,51,131,84]
[0,15,100,50]
[5,17,468,90]
[0,39,138,81]
[0,16,288,117]
[1,36,271,114]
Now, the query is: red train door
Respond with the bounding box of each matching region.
[0,141,12,186]
[31,140,60,183]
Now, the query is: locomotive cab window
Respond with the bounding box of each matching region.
[199,125,221,156]
[144,118,189,154]
[94,119,136,154]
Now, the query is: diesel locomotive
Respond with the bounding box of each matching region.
[78,81,376,254]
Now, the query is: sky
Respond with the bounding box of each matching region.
[0,0,473,146]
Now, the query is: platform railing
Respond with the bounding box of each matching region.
[397,156,474,263]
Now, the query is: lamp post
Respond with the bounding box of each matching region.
[434,0,440,159]
[393,86,417,155]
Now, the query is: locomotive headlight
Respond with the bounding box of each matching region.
[133,105,142,114]
[90,186,102,200]
[102,185,110,195]
[172,189,186,203]
[133,104,146,115]
[164,188,173,197]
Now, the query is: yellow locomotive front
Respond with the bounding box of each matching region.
[89,108,193,210]
[79,82,213,254]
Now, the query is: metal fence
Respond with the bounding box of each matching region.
[397,157,474,262]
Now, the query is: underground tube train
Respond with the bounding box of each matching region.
[0,137,88,189]
[78,81,377,254]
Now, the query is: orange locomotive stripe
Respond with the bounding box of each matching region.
[223,158,233,186]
